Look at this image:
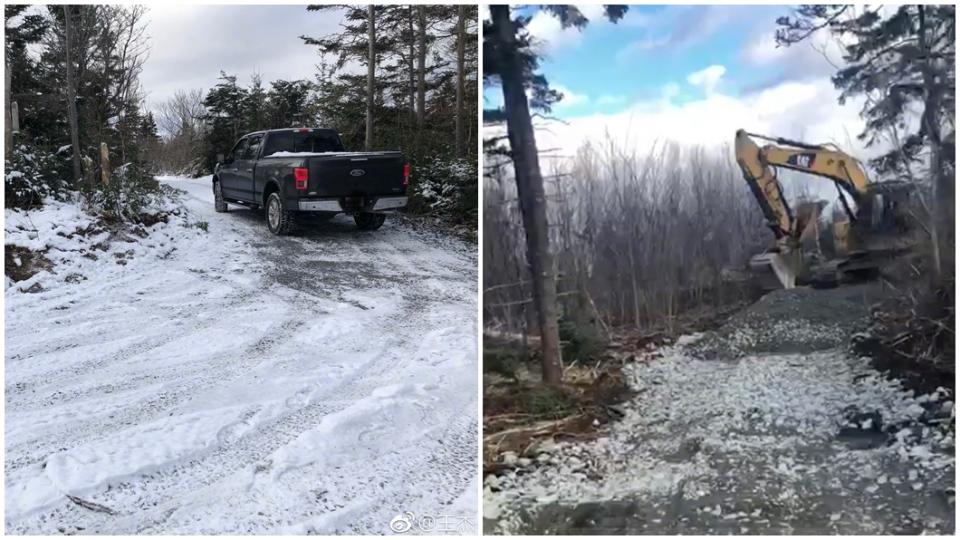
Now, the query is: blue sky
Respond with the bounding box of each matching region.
[486,5,822,117]
[547,5,787,111]
[484,4,890,203]
[483,5,873,160]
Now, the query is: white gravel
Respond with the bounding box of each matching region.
[486,319,954,534]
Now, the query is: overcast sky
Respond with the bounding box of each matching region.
[140,4,346,113]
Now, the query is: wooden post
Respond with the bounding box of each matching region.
[100,143,110,186]
[10,101,19,134]
[3,55,13,161]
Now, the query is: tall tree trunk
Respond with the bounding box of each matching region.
[491,5,563,386]
[455,5,466,158]
[416,5,426,132]
[407,6,416,118]
[365,4,375,151]
[63,5,83,187]
[5,56,12,159]
[918,5,950,280]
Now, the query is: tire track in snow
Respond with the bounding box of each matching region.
[6,176,477,534]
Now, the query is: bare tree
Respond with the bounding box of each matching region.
[484,137,770,338]
[155,89,205,173]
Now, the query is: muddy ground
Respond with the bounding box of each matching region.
[484,284,955,535]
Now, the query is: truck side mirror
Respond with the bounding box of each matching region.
[217,153,225,164]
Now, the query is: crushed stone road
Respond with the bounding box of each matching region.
[485,286,954,535]
[5,176,478,534]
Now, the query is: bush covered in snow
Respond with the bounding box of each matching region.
[408,156,478,225]
[4,143,73,209]
[4,186,194,294]
[85,162,165,222]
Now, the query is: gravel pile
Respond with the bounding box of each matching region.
[691,284,887,357]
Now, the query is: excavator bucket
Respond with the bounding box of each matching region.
[749,249,801,290]
[748,203,819,290]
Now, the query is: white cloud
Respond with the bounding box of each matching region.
[525,10,584,53]
[525,78,872,169]
[574,4,607,22]
[743,28,844,73]
[661,83,681,102]
[686,65,727,95]
[525,5,620,54]
[487,77,887,205]
[597,94,627,106]
[553,85,590,108]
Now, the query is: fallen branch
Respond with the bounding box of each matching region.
[66,494,117,515]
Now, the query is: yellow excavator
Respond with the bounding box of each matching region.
[734,129,916,289]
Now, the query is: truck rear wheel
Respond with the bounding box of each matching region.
[354,212,386,231]
[213,180,228,213]
[266,192,295,235]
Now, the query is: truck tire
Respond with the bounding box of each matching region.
[213,180,228,213]
[266,192,295,235]
[354,212,386,231]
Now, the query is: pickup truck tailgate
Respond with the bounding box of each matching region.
[309,152,405,197]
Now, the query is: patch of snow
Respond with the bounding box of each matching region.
[5,176,478,534]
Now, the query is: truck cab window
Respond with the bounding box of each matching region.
[243,135,263,160]
[263,130,345,156]
[228,138,248,163]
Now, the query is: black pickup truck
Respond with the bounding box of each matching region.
[213,128,409,234]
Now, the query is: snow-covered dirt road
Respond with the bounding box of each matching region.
[5,176,478,534]
[485,287,955,535]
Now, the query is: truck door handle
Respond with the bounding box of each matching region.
[244,168,253,172]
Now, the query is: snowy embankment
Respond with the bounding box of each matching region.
[5,191,193,293]
[5,176,478,534]
[486,289,955,535]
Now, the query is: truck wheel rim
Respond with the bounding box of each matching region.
[268,197,280,229]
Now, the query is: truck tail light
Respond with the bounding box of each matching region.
[402,163,410,186]
[294,167,308,190]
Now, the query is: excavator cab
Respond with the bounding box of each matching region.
[735,130,917,289]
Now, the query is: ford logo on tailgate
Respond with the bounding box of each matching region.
[350,168,365,177]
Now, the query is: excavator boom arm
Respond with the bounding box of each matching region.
[761,146,869,199]
[734,129,793,239]
[735,129,872,240]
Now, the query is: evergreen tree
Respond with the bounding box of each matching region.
[200,72,249,171]
[244,73,268,132]
[266,79,314,128]
[6,5,156,214]
[776,5,955,276]
[484,5,627,385]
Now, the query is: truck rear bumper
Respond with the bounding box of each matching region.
[298,196,407,213]
[372,196,408,211]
